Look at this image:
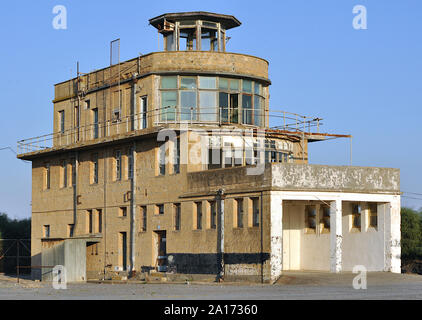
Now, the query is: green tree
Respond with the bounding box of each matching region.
[401,207,422,261]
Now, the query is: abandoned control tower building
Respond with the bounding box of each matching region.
[17,12,401,283]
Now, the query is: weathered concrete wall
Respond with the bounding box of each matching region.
[271,164,400,193]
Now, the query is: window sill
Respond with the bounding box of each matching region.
[304,228,316,235]
[350,228,361,233]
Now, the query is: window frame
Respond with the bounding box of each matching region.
[305,205,317,234]
[351,203,362,231]
[236,198,244,228]
[195,202,202,230]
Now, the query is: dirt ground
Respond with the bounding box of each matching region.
[1,272,422,300]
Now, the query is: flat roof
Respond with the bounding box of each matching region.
[149,11,242,30]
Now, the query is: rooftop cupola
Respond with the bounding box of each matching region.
[149,11,241,52]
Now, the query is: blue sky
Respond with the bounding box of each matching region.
[0,0,421,219]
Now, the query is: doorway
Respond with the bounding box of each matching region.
[154,231,167,272]
[118,232,127,271]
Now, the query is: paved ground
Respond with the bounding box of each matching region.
[1,272,422,300]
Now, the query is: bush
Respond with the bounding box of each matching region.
[401,207,422,261]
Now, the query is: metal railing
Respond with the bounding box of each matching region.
[17,107,322,155]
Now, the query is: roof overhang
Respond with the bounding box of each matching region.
[149,11,241,30]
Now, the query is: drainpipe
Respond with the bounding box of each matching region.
[129,141,136,277]
[129,79,137,277]
[217,188,225,281]
[260,190,264,284]
[72,152,79,231]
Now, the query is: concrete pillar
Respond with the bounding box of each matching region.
[270,192,283,283]
[384,197,401,273]
[330,199,342,273]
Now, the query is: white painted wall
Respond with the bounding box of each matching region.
[341,202,385,271]
[282,204,302,270]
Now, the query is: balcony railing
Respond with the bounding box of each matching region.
[17,107,322,156]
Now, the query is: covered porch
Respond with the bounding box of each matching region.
[269,191,401,282]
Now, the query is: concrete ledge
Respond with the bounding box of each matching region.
[187,163,400,194]
[271,164,400,193]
